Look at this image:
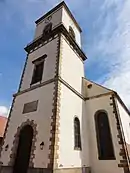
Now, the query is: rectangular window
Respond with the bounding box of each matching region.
[31,55,47,85]
[31,61,44,84]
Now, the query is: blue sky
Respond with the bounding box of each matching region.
[0,0,130,116]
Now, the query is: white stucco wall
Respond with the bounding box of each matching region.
[58,82,89,168]
[20,36,58,91]
[82,78,111,98]
[116,99,130,144]
[86,95,124,173]
[60,36,84,94]
[0,82,54,168]
[34,8,62,39]
[116,99,130,157]
[62,7,81,47]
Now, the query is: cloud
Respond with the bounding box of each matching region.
[0,106,9,117]
[1,0,130,109]
[0,0,60,30]
[90,0,130,108]
[0,0,86,32]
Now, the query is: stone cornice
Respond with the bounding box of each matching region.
[13,77,85,101]
[85,91,114,100]
[13,78,56,97]
[24,24,87,61]
[59,77,85,100]
[35,1,82,32]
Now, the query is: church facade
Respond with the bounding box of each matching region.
[0,2,130,173]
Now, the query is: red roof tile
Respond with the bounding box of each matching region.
[0,116,7,137]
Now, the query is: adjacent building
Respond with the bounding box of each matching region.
[0,116,7,146]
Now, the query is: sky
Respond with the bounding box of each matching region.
[0,0,130,117]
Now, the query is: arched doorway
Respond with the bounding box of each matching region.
[13,125,33,173]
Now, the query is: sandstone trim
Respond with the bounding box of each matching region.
[25,25,86,61]
[110,95,130,173]
[13,78,56,97]
[47,34,61,169]
[19,35,59,92]
[86,91,114,101]
[25,33,59,54]
[0,97,16,157]
[8,119,38,167]
[14,76,85,101]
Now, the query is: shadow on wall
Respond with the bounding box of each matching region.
[80,100,91,172]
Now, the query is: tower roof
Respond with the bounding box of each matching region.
[35,1,82,32]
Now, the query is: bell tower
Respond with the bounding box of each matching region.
[0,2,86,173]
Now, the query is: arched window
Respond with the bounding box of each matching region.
[74,117,81,149]
[43,22,52,35]
[95,111,115,160]
[69,26,75,40]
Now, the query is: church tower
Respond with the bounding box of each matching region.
[0,2,86,173]
[0,1,130,173]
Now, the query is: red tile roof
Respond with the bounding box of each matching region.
[0,116,7,137]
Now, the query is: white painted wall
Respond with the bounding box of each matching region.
[57,35,85,168]
[0,82,54,168]
[62,7,81,47]
[58,83,90,168]
[116,99,130,156]
[60,36,84,94]
[20,36,58,91]
[58,81,124,173]
[116,99,130,144]
[82,78,111,98]
[86,94,124,173]
[34,8,62,39]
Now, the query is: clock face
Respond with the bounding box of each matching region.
[45,16,52,24]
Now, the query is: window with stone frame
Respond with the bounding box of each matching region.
[95,111,115,160]
[74,117,81,150]
[31,55,47,85]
